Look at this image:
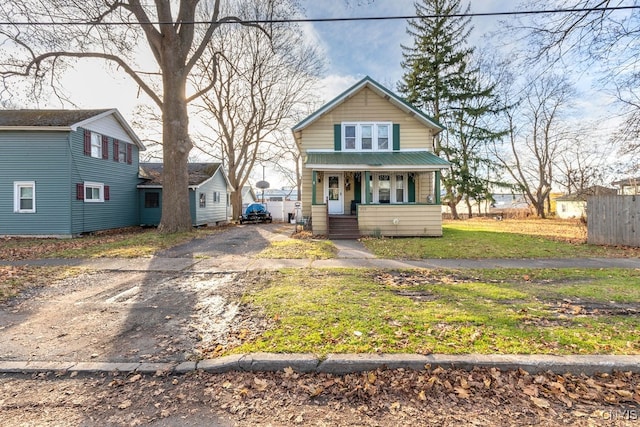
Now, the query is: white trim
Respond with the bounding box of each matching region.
[306,164,444,171]
[84,181,104,203]
[13,181,36,213]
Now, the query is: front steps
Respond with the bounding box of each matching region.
[328,215,360,239]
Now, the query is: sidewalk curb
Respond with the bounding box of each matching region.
[1,354,638,376]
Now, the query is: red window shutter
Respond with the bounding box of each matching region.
[127,144,132,164]
[113,140,119,162]
[104,185,110,201]
[102,135,109,159]
[84,130,91,156]
[76,183,84,200]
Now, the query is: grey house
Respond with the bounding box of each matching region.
[0,109,145,237]
[138,163,233,226]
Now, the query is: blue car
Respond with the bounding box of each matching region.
[240,203,273,224]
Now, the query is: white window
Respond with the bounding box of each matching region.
[368,173,408,204]
[213,191,221,203]
[199,193,206,208]
[84,182,104,202]
[14,181,36,213]
[90,132,102,158]
[342,122,393,151]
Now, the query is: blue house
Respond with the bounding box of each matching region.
[0,109,146,237]
[138,163,232,227]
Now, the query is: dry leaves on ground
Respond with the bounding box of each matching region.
[1,366,638,426]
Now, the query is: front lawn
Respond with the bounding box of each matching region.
[231,268,640,356]
[0,227,227,260]
[363,218,639,259]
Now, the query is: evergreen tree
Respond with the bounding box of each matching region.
[399,0,505,218]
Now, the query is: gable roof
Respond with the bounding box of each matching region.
[139,162,232,189]
[292,76,444,135]
[0,109,145,150]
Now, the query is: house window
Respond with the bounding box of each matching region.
[378,174,391,203]
[118,141,128,163]
[199,193,206,208]
[345,125,356,149]
[368,173,408,204]
[342,122,393,151]
[14,181,36,213]
[213,191,221,203]
[84,182,104,202]
[90,132,102,158]
[361,125,373,150]
[145,192,160,208]
[378,125,389,150]
[395,174,405,202]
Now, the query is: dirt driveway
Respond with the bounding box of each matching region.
[0,223,289,363]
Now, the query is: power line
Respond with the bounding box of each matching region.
[1,5,639,26]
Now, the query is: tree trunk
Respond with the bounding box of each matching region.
[232,190,243,222]
[158,62,193,233]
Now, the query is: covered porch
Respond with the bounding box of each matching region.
[308,168,445,238]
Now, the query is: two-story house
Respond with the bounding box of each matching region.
[0,109,145,237]
[292,76,448,238]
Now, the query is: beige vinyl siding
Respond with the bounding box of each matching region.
[311,205,327,235]
[300,87,436,151]
[416,172,434,204]
[357,204,443,237]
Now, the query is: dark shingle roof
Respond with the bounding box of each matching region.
[0,109,112,127]
[139,163,222,186]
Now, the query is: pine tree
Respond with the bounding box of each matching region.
[399,0,506,218]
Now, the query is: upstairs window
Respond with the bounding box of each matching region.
[90,132,102,158]
[118,141,128,163]
[342,122,392,151]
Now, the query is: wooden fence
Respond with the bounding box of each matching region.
[587,195,640,247]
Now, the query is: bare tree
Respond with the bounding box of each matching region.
[494,74,575,218]
[192,0,322,219]
[516,0,640,161]
[554,128,613,194]
[0,0,275,233]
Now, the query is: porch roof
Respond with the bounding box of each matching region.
[305,151,449,171]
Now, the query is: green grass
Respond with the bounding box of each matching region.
[0,227,223,260]
[232,268,640,356]
[256,239,337,259]
[362,224,632,259]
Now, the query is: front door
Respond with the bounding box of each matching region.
[326,173,343,214]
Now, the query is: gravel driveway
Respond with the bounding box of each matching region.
[0,223,290,363]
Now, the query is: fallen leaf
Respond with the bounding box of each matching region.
[118,400,132,410]
[615,389,633,398]
[128,374,142,383]
[531,397,550,409]
[418,390,427,401]
[454,387,470,399]
[367,372,377,384]
[523,385,539,397]
[253,377,268,391]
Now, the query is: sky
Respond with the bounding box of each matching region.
[297,0,509,100]
[38,1,624,186]
[60,0,511,117]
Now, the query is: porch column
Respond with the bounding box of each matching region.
[435,170,441,204]
[312,170,317,205]
[365,171,371,204]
